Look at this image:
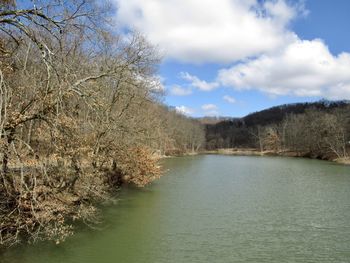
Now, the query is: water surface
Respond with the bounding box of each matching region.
[3,155,350,263]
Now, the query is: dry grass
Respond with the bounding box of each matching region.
[334,158,350,165]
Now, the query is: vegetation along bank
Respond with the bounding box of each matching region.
[203,101,350,164]
[0,0,205,247]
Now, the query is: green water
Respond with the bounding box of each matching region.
[3,155,350,263]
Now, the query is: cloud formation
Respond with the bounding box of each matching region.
[218,39,350,99]
[170,85,192,96]
[115,0,299,63]
[181,72,219,91]
[175,38,350,100]
[115,0,350,100]
[175,105,195,115]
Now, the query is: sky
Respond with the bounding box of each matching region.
[114,0,350,117]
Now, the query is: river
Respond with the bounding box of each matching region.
[3,155,350,263]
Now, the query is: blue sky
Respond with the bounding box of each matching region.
[115,0,350,117]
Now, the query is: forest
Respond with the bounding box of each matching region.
[0,0,204,247]
[205,101,350,161]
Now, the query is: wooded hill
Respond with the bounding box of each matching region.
[205,100,350,160]
[242,100,349,127]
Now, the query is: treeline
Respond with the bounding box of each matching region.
[206,101,350,159]
[0,0,204,247]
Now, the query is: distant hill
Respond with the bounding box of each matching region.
[205,100,350,149]
[242,100,350,127]
[207,100,350,128]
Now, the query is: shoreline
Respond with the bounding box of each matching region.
[197,148,350,165]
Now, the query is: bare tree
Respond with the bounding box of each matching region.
[0,0,207,247]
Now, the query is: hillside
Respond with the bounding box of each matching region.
[205,100,350,151]
[242,100,350,127]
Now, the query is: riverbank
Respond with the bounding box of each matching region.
[201,148,350,165]
[0,147,162,248]
[334,157,350,165]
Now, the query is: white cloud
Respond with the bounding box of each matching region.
[218,39,350,99]
[175,105,195,116]
[115,0,350,101]
[114,0,300,63]
[263,0,298,25]
[201,104,218,111]
[170,85,192,96]
[181,72,219,91]
[223,95,236,104]
[136,74,165,93]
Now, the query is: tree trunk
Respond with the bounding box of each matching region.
[2,129,14,175]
